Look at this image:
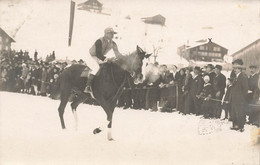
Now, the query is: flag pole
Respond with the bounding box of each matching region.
[68,0,75,46]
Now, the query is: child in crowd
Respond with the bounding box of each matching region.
[222,78,233,120]
[198,75,214,118]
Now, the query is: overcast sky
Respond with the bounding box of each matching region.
[0,0,259,61]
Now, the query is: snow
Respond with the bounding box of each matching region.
[0,91,259,165]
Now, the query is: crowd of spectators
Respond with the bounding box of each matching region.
[118,60,260,131]
[1,49,259,131]
[0,49,64,98]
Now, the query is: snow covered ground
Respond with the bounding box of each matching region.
[0,91,259,165]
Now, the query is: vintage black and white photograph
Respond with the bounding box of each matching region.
[0,0,260,164]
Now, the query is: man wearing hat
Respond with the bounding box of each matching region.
[205,64,216,84]
[189,66,204,115]
[212,65,226,118]
[229,62,248,132]
[230,59,244,79]
[84,27,123,93]
[247,65,259,125]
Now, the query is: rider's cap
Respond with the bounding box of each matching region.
[104,27,117,34]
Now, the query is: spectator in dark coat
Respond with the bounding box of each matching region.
[132,83,146,110]
[183,67,193,114]
[159,66,174,112]
[145,75,162,112]
[21,63,29,92]
[0,68,8,91]
[247,65,259,125]
[14,74,23,93]
[213,65,226,118]
[229,63,248,132]
[189,66,204,115]
[40,67,48,96]
[247,65,260,102]
[176,68,186,113]
[205,64,216,84]
[7,65,16,91]
[31,65,41,95]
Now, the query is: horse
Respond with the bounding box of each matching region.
[57,46,151,140]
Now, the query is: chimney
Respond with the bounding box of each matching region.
[208,38,212,43]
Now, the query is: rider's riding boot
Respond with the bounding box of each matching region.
[84,74,94,93]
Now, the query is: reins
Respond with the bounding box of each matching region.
[111,68,128,102]
[109,52,140,102]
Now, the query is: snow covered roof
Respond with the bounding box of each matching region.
[185,39,208,50]
[231,38,260,57]
[0,27,15,42]
[141,14,166,26]
[185,39,228,50]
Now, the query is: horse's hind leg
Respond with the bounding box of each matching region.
[58,88,70,129]
[70,93,88,130]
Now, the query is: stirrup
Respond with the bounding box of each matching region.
[84,86,92,94]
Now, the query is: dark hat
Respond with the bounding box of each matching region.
[194,66,201,72]
[249,65,257,69]
[78,59,84,63]
[185,67,192,72]
[232,59,243,65]
[206,64,214,69]
[215,65,222,70]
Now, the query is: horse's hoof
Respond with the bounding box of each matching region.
[108,138,115,141]
[93,128,102,134]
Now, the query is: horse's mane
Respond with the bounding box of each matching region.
[113,50,138,72]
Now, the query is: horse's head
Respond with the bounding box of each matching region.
[126,46,151,84]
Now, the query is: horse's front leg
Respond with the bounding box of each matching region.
[107,120,114,141]
[72,109,78,130]
[93,120,114,141]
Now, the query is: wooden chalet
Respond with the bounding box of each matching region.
[78,0,103,13]
[177,39,228,62]
[141,14,166,26]
[232,38,260,68]
[0,27,15,51]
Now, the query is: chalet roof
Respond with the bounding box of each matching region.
[141,14,166,26]
[185,39,227,50]
[78,0,103,7]
[231,38,260,57]
[0,27,15,42]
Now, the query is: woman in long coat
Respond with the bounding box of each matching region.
[40,67,48,96]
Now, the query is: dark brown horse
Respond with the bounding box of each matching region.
[57,46,151,140]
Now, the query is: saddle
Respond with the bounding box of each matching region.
[80,65,92,77]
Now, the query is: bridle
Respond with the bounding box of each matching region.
[128,52,142,78]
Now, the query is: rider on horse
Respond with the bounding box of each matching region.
[84,27,123,93]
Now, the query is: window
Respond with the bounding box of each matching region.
[6,38,9,43]
[0,36,2,43]
[200,46,205,50]
[213,46,221,52]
